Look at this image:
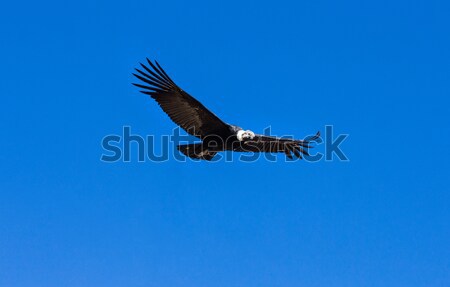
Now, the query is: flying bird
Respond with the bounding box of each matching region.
[132,59,320,161]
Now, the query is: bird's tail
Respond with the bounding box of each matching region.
[177,143,217,161]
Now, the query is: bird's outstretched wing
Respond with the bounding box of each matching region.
[237,132,320,159]
[132,59,229,139]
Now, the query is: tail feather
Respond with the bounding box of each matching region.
[177,143,217,161]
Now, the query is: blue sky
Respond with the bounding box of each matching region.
[1,0,449,286]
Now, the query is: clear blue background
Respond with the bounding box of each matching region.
[1,0,449,286]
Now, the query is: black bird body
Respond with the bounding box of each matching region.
[133,59,319,161]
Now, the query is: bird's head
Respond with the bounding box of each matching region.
[237,129,255,141]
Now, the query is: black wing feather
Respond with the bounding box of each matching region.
[133,60,229,139]
[144,60,174,87]
[240,131,320,159]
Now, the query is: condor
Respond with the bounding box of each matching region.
[133,59,319,161]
